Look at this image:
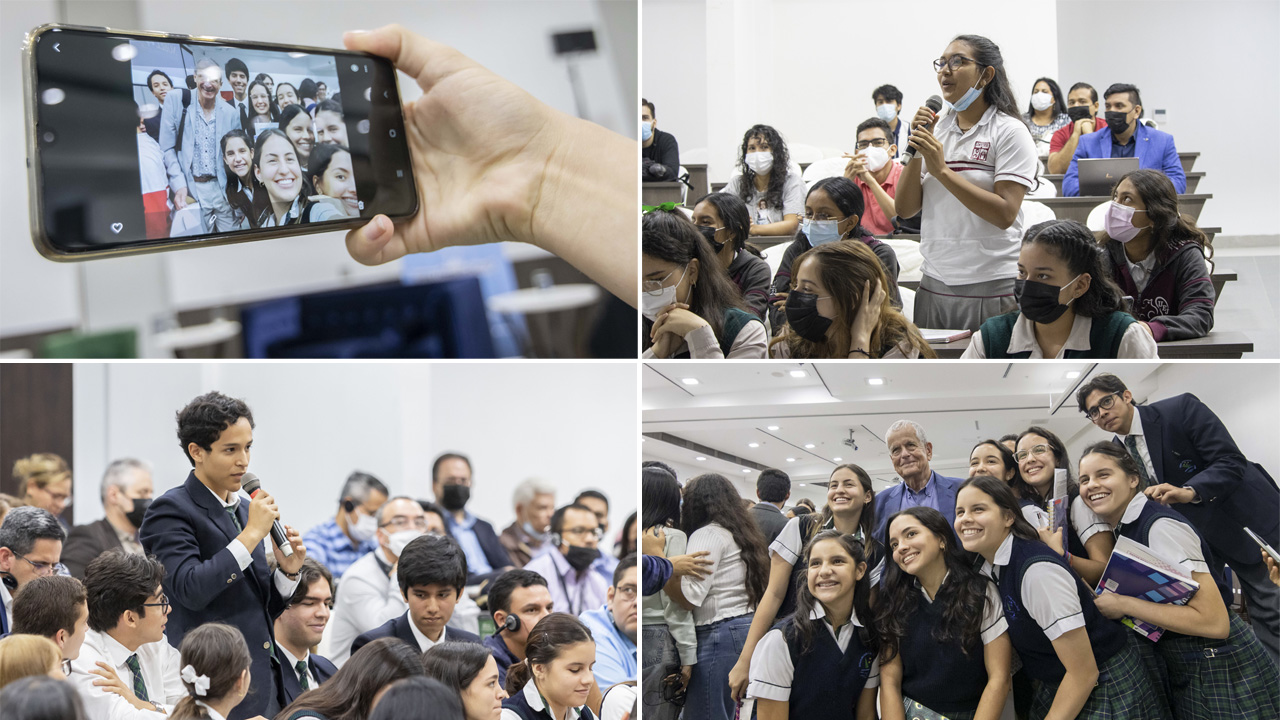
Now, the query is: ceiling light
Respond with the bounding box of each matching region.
[804,443,815,449]
[748,442,760,448]
[786,457,796,462]
[789,370,807,378]
[695,456,706,461]
[742,468,750,473]
[767,425,780,431]
[681,377,699,385]
[833,457,843,462]
[798,483,806,487]
[1065,371,1081,379]
[866,377,885,386]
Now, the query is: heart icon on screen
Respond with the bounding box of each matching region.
[110,223,123,234]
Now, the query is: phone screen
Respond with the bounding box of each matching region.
[29,26,417,257]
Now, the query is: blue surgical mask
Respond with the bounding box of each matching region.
[642,121,653,142]
[876,103,898,123]
[947,79,985,113]
[803,218,842,246]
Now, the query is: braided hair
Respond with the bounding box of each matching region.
[1022,219,1125,318]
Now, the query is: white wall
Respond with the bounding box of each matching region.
[71,362,638,543]
[1057,0,1280,237]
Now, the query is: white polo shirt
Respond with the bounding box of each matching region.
[961,313,1159,359]
[920,105,1038,286]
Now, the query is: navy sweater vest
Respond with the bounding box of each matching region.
[1117,500,1232,608]
[779,615,877,719]
[501,690,597,720]
[998,536,1125,682]
[980,310,1135,359]
[900,588,990,715]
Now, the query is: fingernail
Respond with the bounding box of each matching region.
[366,216,389,242]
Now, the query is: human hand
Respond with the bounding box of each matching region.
[91,662,150,711]
[727,658,750,702]
[652,306,709,341]
[910,105,938,133]
[245,490,280,540]
[679,665,693,691]
[274,524,306,575]
[1038,525,1066,557]
[1074,117,1095,135]
[842,153,871,182]
[905,127,945,176]
[173,187,190,209]
[771,291,788,309]
[850,279,885,351]
[642,526,666,557]
[650,330,678,360]
[1092,590,1127,620]
[670,550,713,579]
[1144,483,1196,505]
[341,26,635,304]
[1263,551,1280,587]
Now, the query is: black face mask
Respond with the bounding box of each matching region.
[784,290,833,343]
[1014,277,1079,324]
[1066,105,1092,123]
[125,498,151,529]
[440,484,471,512]
[565,544,599,572]
[697,224,726,253]
[1104,110,1131,137]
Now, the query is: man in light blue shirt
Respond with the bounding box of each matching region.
[579,554,637,689]
[432,452,512,585]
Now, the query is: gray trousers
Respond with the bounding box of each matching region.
[914,275,1017,331]
[189,176,236,233]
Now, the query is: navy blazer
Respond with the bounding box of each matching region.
[139,473,287,720]
[1117,394,1279,565]
[872,470,965,541]
[277,651,337,707]
[350,611,482,657]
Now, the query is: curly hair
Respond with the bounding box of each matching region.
[770,241,935,359]
[681,474,769,608]
[791,530,874,654]
[1021,219,1126,319]
[175,391,255,466]
[734,124,791,212]
[1106,169,1213,270]
[875,507,995,661]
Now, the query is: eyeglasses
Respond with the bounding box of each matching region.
[615,584,638,600]
[15,554,59,577]
[62,658,72,677]
[933,55,983,73]
[142,594,171,613]
[562,527,604,540]
[1084,392,1123,420]
[642,267,682,295]
[380,516,429,530]
[854,139,890,150]
[1014,445,1053,464]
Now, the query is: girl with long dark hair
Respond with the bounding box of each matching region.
[722,124,804,237]
[728,464,880,701]
[680,473,768,720]
[244,80,278,139]
[640,465,694,720]
[964,219,1157,358]
[169,624,252,720]
[876,507,1012,720]
[1096,169,1215,340]
[1023,78,1070,153]
[277,637,424,720]
[641,209,766,358]
[220,130,257,230]
[501,614,597,720]
[1078,442,1279,719]
[422,642,506,720]
[895,34,1039,331]
[768,177,902,333]
[689,192,771,320]
[251,130,343,227]
[746,530,879,719]
[954,475,1159,720]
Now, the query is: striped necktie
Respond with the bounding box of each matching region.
[1124,435,1153,487]
[226,506,243,533]
[296,660,310,690]
[125,654,149,702]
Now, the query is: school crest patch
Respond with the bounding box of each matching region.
[971,141,991,161]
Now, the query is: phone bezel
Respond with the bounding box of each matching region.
[23,22,418,262]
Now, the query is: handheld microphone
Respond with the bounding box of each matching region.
[241,473,293,557]
[900,95,944,164]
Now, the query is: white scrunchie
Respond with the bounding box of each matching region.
[181,664,211,697]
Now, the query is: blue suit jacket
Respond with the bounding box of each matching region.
[1063,122,1186,196]
[139,473,287,720]
[872,470,965,541]
[1116,394,1279,565]
[350,610,483,657]
[276,651,337,708]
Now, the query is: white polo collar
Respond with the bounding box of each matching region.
[1008,313,1092,357]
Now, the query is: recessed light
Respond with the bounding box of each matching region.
[833,457,843,462]
[798,483,806,487]
[695,456,706,461]
[748,442,760,448]
[804,443,815,449]
[1065,371,1081,379]
[767,425,780,431]
[789,370,807,378]
[786,457,796,462]
[866,377,885,386]
[742,468,750,473]
[681,377,699,385]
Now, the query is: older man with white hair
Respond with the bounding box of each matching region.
[61,459,155,579]
[500,478,557,567]
[872,419,964,539]
[159,56,241,232]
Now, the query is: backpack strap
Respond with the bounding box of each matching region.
[174,88,192,155]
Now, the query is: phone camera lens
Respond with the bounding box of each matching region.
[41,130,56,144]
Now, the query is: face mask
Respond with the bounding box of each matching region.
[641,265,687,321]
[1104,201,1147,243]
[698,224,726,252]
[565,544,599,572]
[124,498,151,529]
[1104,110,1131,136]
[803,218,842,246]
[862,146,890,173]
[440,484,470,512]
[784,290,833,343]
[876,103,898,123]
[388,529,423,557]
[947,78,985,113]
[745,151,774,175]
[1066,105,1092,123]
[347,509,378,542]
[1014,275,1081,324]
[522,522,549,542]
[641,121,652,142]
[1031,91,1054,112]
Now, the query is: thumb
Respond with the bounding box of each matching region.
[344,214,406,265]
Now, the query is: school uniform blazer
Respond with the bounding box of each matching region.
[1062,122,1186,196]
[1116,394,1280,565]
[277,653,338,707]
[349,611,483,657]
[872,470,964,540]
[61,517,125,579]
[139,472,288,720]
[159,90,240,194]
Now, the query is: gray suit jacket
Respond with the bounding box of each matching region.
[160,90,240,193]
[749,502,789,546]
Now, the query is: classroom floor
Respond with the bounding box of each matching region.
[1213,242,1279,358]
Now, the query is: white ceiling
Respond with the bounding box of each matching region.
[643,362,1165,505]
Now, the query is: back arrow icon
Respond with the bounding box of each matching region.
[53,43,60,52]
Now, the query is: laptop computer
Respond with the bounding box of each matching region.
[1077,157,1140,197]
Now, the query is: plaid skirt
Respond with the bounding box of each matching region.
[1030,637,1165,720]
[1155,613,1280,720]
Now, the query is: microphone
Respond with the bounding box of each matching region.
[900,95,944,164]
[240,473,293,557]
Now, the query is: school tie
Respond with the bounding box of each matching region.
[226,506,243,533]
[125,654,149,702]
[296,660,310,690]
[1124,435,1153,486]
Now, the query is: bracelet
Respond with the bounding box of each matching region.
[848,348,871,357]
[282,570,300,580]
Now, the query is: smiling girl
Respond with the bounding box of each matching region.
[954,475,1158,720]
[251,130,343,227]
[244,81,277,139]
[220,130,256,229]
[501,614,597,720]
[747,530,880,720]
[1078,442,1279,719]
[309,143,360,218]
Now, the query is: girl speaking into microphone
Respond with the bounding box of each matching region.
[894,35,1038,332]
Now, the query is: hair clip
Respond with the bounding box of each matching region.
[181,664,211,696]
[642,202,679,213]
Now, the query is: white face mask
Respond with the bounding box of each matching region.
[862,146,890,173]
[1031,91,1054,112]
[347,510,377,542]
[876,103,898,123]
[388,529,423,558]
[745,151,774,175]
[641,265,687,321]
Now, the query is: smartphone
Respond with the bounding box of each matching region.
[23,23,418,261]
[1244,527,1280,566]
